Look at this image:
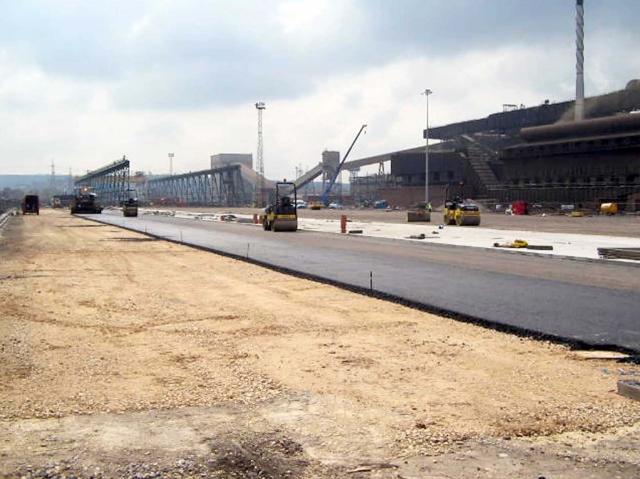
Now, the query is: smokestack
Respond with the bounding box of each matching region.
[575,0,585,121]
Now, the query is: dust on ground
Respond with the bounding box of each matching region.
[1,210,639,478]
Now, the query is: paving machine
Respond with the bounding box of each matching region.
[121,188,138,217]
[263,182,298,232]
[443,197,481,226]
[70,187,103,214]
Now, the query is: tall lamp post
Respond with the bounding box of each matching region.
[255,101,266,207]
[422,89,433,205]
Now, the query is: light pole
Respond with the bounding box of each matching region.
[422,89,433,205]
[168,153,174,176]
[255,101,266,207]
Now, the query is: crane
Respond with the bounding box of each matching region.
[320,124,367,206]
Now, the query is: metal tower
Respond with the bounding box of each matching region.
[50,159,56,189]
[255,101,266,207]
[575,0,585,121]
[422,88,433,204]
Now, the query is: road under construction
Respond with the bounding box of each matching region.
[3,14,640,477]
[4,0,640,475]
[2,208,640,479]
[87,208,640,352]
[4,92,640,479]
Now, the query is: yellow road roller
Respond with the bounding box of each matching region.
[121,188,139,217]
[443,199,481,226]
[263,182,298,232]
[600,202,618,215]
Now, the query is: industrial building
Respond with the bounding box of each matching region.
[74,81,640,211]
[349,80,640,209]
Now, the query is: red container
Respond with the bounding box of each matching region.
[511,200,529,215]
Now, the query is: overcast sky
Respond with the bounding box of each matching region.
[0,0,638,178]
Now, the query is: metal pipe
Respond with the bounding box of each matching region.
[520,113,640,142]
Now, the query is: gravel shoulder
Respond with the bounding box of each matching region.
[1,210,639,478]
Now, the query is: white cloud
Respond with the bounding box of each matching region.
[0,1,638,177]
[274,0,362,48]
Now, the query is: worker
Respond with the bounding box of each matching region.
[426,202,432,213]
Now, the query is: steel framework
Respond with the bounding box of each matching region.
[146,164,249,206]
[75,157,130,205]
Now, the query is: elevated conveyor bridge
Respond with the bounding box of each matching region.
[75,157,130,206]
[146,164,249,206]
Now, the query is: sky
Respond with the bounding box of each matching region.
[0,0,638,179]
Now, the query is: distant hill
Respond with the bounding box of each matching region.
[0,175,72,189]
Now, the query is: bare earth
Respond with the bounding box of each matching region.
[1,210,640,478]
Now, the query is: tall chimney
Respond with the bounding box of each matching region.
[575,0,585,121]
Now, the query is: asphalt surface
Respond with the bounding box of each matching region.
[85,211,640,352]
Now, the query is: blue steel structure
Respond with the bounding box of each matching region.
[75,157,130,206]
[320,124,367,206]
[146,164,249,206]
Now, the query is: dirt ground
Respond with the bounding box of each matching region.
[163,206,640,238]
[1,210,640,479]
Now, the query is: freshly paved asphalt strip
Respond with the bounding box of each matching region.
[85,212,640,352]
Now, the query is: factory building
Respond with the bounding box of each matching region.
[350,146,464,206]
[349,80,640,210]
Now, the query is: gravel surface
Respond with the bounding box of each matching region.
[1,210,639,478]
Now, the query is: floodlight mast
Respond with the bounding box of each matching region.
[255,101,266,207]
[422,89,433,205]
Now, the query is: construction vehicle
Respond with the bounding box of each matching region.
[121,188,138,217]
[600,202,618,215]
[21,195,39,215]
[407,201,431,222]
[70,187,103,214]
[443,197,481,226]
[263,182,298,232]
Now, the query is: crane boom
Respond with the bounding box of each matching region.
[321,124,367,206]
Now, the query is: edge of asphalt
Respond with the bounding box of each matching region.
[76,213,640,357]
[139,209,640,269]
[296,227,640,268]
